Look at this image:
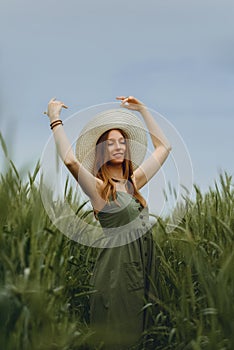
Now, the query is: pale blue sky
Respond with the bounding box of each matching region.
[0,0,233,198]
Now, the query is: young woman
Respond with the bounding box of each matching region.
[45,96,172,349]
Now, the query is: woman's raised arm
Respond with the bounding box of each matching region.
[116,96,172,190]
[45,98,104,201]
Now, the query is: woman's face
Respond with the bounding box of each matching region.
[106,129,126,165]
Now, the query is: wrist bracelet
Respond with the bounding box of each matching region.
[50,119,63,127]
[50,119,63,130]
[51,122,63,130]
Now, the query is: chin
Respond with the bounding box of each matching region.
[108,159,124,165]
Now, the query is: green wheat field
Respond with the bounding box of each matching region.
[0,134,234,350]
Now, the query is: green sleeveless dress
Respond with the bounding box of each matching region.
[90,191,157,349]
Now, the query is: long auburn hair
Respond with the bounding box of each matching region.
[93,128,146,210]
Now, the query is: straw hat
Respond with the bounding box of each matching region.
[75,108,147,174]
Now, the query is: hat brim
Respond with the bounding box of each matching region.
[75,109,147,174]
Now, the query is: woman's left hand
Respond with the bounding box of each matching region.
[116,96,145,112]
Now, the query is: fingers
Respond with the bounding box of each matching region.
[116,96,126,100]
[44,98,68,116]
[116,96,130,106]
[49,97,56,103]
[122,97,130,104]
[116,96,131,101]
[116,95,143,112]
[48,97,68,108]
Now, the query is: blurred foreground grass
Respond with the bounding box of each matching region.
[0,135,234,349]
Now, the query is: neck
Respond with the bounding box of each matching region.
[107,164,124,180]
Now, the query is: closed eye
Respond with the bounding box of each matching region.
[107,138,126,145]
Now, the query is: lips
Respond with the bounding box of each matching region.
[113,153,124,156]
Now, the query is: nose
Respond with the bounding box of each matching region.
[115,141,121,149]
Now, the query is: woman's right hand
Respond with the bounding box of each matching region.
[46,97,68,122]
